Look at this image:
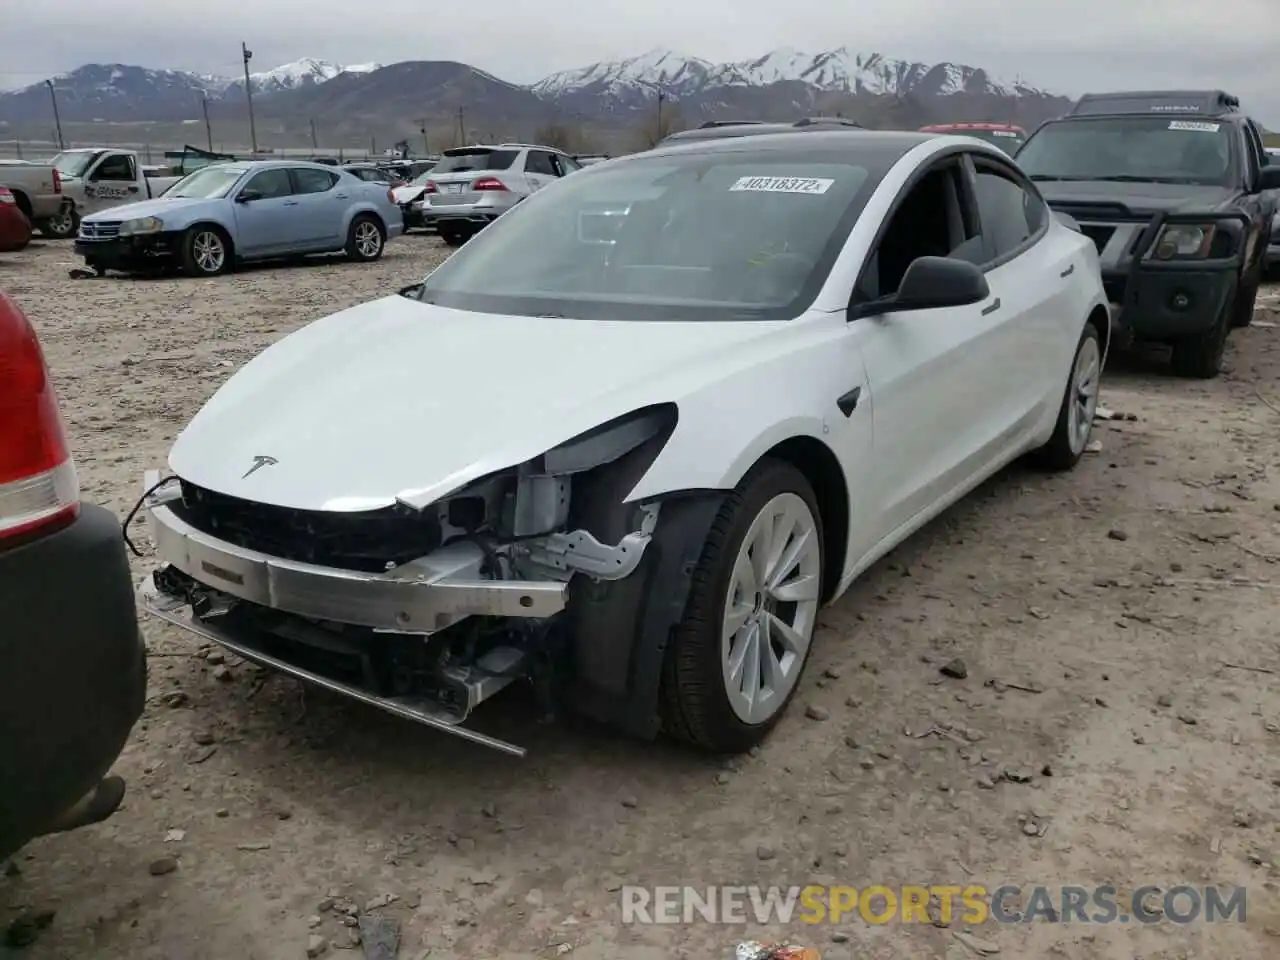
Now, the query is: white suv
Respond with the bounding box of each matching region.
[415,144,582,245]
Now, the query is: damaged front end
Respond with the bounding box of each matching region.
[137,405,677,756]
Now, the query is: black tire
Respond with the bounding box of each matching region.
[439,226,466,248]
[39,201,77,240]
[1170,297,1232,379]
[1034,321,1103,471]
[660,458,824,754]
[179,225,231,277]
[345,214,385,262]
[1230,272,1259,328]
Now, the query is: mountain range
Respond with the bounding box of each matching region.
[0,48,1071,151]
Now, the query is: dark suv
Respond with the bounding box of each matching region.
[1015,90,1280,378]
[657,117,863,146]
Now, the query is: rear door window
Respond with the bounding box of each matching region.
[292,168,339,194]
[433,149,519,174]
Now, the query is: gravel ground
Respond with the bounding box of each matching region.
[3,238,1280,960]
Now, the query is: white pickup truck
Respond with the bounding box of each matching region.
[43,148,185,238]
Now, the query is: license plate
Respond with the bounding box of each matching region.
[443,183,464,194]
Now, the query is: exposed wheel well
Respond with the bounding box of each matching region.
[352,210,386,235]
[9,189,32,219]
[1087,304,1111,361]
[758,436,849,602]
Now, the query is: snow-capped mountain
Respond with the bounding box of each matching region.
[0,47,1064,136]
[217,58,384,95]
[532,46,1045,104]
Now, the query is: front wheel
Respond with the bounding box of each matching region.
[40,202,78,239]
[1230,272,1259,329]
[179,226,230,277]
[660,459,824,754]
[1170,301,1230,379]
[1034,322,1102,471]
[345,215,385,262]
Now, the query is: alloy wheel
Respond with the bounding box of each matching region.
[720,492,822,725]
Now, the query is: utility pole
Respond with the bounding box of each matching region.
[457,106,465,145]
[46,80,64,149]
[201,95,213,151]
[655,90,665,141]
[369,135,376,157]
[241,42,258,155]
[419,119,428,156]
[309,118,318,150]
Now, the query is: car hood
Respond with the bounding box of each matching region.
[168,296,791,511]
[1037,180,1238,215]
[392,184,426,204]
[81,196,210,222]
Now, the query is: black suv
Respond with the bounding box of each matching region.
[658,117,863,146]
[1015,90,1280,378]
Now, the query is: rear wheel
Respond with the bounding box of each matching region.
[660,459,824,754]
[345,215,385,262]
[179,226,230,277]
[40,201,77,240]
[439,224,466,247]
[1035,322,1101,471]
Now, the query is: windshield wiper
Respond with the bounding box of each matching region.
[1085,175,1205,185]
[1028,175,1097,181]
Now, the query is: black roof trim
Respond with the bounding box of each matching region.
[1067,90,1241,119]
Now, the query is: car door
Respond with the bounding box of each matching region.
[842,155,1005,555]
[230,168,298,257]
[524,150,557,192]
[82,152,142,214]
[964,154,1076,434]
[1241,120,1273,275]
[288,167,344,249]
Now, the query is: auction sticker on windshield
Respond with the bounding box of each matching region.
[730,176,834,195]
[1168,121,1221,133]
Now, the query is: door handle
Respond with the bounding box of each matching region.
[127,185,140,193]
[1060,264,1074,278]
[836,385,862,417]
[334,194,349,199]
[283,200,299,206]
[981,298,1002,316]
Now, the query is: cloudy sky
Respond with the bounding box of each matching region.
[3,0,1279,124]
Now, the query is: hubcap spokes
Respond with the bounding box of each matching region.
[721,492,822,725]
[194,233,223,272]
[355,223,380,257]
[1068,338,1101,453]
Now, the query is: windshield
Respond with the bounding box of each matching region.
[165,165,246,199]
[418,155,872,321]
[51,151,97,178]
[1016,116,1235,186]
[432,149,518,174]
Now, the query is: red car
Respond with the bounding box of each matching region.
[918,122,1026,155]
[0,187,33,252]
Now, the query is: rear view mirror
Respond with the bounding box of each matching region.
[858,257,990,317]
[578,208,627,245]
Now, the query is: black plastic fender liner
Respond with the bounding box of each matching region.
[568,490,725,738]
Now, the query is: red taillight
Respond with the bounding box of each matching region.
[472,177,507,192]
[52,168,61,194]
[0,292,79,542]
[0,188,14,205]
[423,180,439,194]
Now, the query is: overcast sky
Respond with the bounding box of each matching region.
[3,0,1278,124]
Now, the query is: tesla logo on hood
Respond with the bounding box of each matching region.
[241,455,278,479]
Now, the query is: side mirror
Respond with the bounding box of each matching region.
[398,282,423,299]
[236,189,262,204]
[857,257,990,318]
[1256,166,1280,192]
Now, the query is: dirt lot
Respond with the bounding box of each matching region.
[2,237,1279,960]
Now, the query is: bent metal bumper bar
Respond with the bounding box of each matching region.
[139,578,529,756]
[141,480,568,635]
